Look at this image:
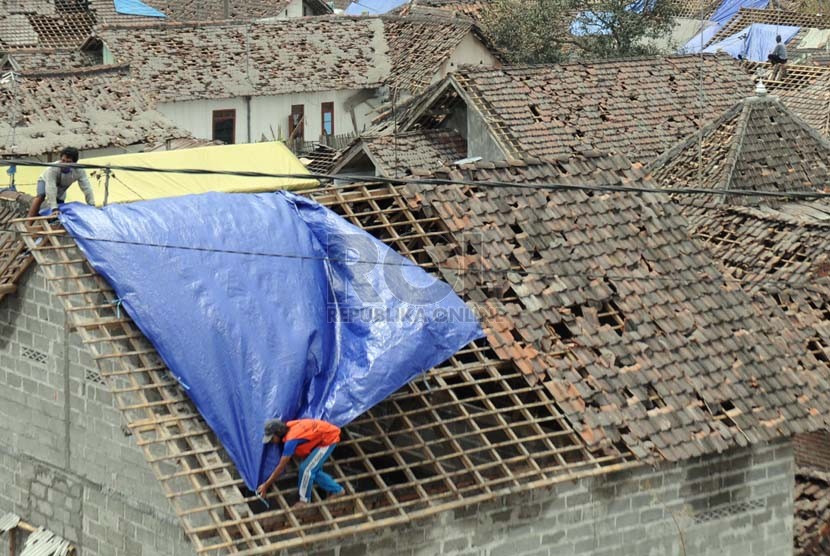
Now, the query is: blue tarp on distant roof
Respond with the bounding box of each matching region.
[703,23,799,62]
[710,0,768,26]
[113,0,166,18]
[679,0,769,54]
[344,0,407,15]
[59,192,483,489]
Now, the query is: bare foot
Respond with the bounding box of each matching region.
[292,500,309,509]
[328,491,346,501]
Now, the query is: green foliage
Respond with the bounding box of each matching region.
[480,0,679,63]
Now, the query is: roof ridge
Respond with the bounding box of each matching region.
[719,99,754,193]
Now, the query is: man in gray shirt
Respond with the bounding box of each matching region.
[768,35,788,81]
[28,147,96,217]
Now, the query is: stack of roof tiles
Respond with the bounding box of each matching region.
[395,56,755,164]
[402,156,830,462]
[0,65,189,156]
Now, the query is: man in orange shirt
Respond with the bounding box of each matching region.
[257,418,345,505]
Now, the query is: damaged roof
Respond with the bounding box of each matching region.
[16,153,830,553]
[96,15,490,102]
[796,467,830,555]
[333,129,467,176]
[646,87,830,206]
[0,0,94,49]
[394,55,755,164]
[0,65,190,156]
[778,73,830,136]
[89,0,330,25]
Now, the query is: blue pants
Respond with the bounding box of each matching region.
[298,445,343,502]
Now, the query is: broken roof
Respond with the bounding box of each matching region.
[796,467,830,556]
[14,153,830,553]
[0,65,190,156]
[708,8,830,47]
[96,15,488,101]
[89,0,331,25]
[0,1,94,49]
[646,87,830,206]
[778,73,830,136]
[398,0,489,21]
[394,55,755,164]
[333,129,467,176]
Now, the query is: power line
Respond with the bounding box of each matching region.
[4,158,830,200]
[1,224,823,290]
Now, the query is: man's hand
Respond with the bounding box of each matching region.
[256,482,270,497]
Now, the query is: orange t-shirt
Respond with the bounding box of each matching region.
[283,419,341,458]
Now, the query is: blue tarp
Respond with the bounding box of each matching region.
[113,0,166,18]
[344,0,407,15]
[679,0,769,54]
[710,0,768,26]
[703,23,799,62]
[59,192,483,489]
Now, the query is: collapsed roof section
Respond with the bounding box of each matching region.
[796,466,830,555]
[13,154,830,552]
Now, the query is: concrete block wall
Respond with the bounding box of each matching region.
[0,267,194,556]
[287,440,794,556]
[0,266,799,556]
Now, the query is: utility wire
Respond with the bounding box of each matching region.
[4,158,830,200]
[0,224,823,290]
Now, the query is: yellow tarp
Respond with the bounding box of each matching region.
[7,142,317,205]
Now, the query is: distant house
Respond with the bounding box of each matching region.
[332,54,756,176]
[90,16,500,149]
[1,155,828,554]
[0,65,190,160]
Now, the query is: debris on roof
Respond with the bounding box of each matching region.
[334,129,467,177]
[0,65,191,156]
[394,56,755,163]
[0,514,75,556]
[15,154,830,553]
[96,15,488,101]
[796,467,830,556]
[647,88,830,206]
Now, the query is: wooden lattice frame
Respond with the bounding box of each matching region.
[743,61,830,90]
[12,185,637,554]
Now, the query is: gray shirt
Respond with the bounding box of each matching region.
[773,43,787,60]
[39,166,95,211]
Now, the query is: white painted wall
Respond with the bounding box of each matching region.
[436,32,499,83]
[158,89,379,144]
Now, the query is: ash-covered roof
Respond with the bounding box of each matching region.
[397,55,755,164]
[0,0,94,49]
[88,0,330,25]
[647,89,830,206]
[335,129,467,176]
[778,73,830,136]
[96,15,488,102]
[0,65,190,156]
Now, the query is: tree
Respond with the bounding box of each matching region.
[479,0,679,63]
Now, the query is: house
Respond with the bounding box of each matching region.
[333,54,755,176]
[645,84,830,553]
[0,64,191,159]
[88,0,333,23]
[0,150,828,554]
[90,15,499,149]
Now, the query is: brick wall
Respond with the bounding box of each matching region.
[794,431,830,471]
[0,266,798,556]
[0,267,193,556]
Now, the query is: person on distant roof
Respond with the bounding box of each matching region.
[28,147,96,218]
[768,35,788,81]
[257,418,346,507]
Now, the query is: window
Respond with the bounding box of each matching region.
[212,109,236,144]
[289,104,305,140]
[321,102,334,137]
